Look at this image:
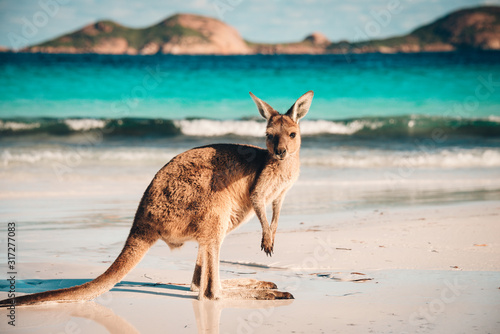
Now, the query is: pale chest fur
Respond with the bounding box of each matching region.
[261,156,300,204]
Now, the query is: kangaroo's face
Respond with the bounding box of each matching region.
[249,91,314,161]
[265,115,300,160]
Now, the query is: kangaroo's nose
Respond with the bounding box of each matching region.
[274,148,286,157]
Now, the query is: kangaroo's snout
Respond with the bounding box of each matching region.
[269,134,289,160]
[274,147,287,159]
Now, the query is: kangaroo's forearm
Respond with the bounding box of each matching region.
[270,199,283,234]
[270,188,289,233]
[252,198,270,233]
[250,175,272,233]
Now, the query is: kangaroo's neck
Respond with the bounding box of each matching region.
[266,151,301,179]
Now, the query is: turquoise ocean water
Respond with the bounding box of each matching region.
[1,52,500,167]
[1,52,500,121]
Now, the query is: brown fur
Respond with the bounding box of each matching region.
[0,91,313,305]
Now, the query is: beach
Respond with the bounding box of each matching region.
[0,52,499,333]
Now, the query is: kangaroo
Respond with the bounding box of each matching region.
[0,91,313,305]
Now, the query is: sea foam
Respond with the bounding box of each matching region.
[64,119,106,131]
[3,146,500,169]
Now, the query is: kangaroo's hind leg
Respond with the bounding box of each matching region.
[191,248,203,292]
[195,241,293,300]
[197,242,223,300]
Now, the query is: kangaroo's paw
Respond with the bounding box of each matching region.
[261,233,274,256]
[222,278,277,290]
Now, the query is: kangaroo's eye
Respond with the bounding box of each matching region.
[267,134,274,140]
[290,132,296,139]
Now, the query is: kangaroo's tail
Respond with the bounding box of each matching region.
[0,232,157,307]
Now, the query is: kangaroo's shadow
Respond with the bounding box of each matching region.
[113,280,195,299]
[0,278,195,299]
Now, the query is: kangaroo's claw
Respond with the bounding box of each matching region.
[261,233,274,256]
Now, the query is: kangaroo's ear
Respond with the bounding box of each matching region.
[286,90,314,123]
[249,92,278,120]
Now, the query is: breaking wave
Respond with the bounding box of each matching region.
[1,115,499,139]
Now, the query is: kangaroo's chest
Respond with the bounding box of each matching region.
[264,168,299,203]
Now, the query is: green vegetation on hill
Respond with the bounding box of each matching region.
[28,6,500,54]
[409,6,500,48]
[350,6,500,51]
[38,15,206,51]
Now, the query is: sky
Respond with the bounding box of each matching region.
[0,0,499,49]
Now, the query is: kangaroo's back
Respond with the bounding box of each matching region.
[137,143,270,244]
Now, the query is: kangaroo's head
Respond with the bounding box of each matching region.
[250,91,314,160]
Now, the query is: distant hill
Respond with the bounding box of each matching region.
[330,6,500,54]
[26,14,250,55]
[18,6,500,55]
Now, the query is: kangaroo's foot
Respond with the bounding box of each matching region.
[193,279,293,300]
[221,278,277,290]
[193,279,288,299]
[221,288,294,300]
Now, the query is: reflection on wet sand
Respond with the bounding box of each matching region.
[192,299,293,334]
[0,301,140,334]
